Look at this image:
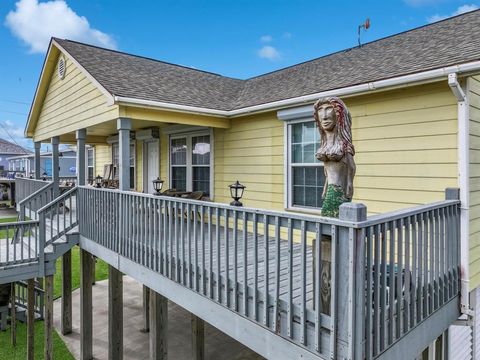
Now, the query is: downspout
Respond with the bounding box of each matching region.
[448,73,472,316]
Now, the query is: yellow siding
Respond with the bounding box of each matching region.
[94,145,112,178]
[468,75,480,288]
[214,112,284,209]
[34,55,119,142]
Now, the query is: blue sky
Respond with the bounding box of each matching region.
[0,0,478,150]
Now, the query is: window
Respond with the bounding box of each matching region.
[170,132,211,196]
[287,121,325,210]
[87,147,95,181]
[112,143,135,189]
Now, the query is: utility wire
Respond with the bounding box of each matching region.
[0,121,31,154]
[0,99,30,106]
[0,109,28,116]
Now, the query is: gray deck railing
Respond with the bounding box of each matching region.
[0,220,39,268]
[15,280,44,319]
[18,182,54,222]
[76,186,461,359]
[15,178,51,205]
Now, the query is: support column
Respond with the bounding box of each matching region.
[108,266,123,360]
[80,250,93,360]
[34,141,41,179]
[10,283,16,346]
[76,129,86,186]
[149,289,168,360]
[51,136,60,197]
[142,285,150,332]
[117,118,131,191]
[44,275,54,360]
[27,278,35,360]
[191,314,205,360]
[62,250,72,335]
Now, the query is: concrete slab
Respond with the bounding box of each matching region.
[53,276,264,360]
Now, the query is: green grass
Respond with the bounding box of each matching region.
[54,245,109,299]
[0,320,74,360]
[0,217,19,239]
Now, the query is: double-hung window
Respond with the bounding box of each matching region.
[170,132,211,197]
[86,147,95,181]
[287,121,325,210]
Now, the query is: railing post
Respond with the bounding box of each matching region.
[51,136,60,198]
[77,129,86,186]
[39,211,46,277]
[337,202,367,360]
[34,141,41,180]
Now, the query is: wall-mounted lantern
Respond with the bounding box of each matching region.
[153,177,164,195]
[229,180,245,207]
[42,172,47,181]
[95,175,103,188]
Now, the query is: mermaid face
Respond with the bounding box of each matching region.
[317,104,336,132]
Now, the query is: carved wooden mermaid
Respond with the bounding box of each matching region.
[314,97,356,217]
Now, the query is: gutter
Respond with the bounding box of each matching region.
[114,60,480,118]
[448,73,472,317]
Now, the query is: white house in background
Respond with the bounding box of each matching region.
[8,148,77,178]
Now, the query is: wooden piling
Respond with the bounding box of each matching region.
[149,289,168,360]
[191,314,205,360]
[80,250,93,360]
[108,265,123,360]
[27,278,34,360]
[44,275,54,360]
[62,250,72,335]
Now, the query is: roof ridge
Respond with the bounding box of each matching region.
[53,37,244,82]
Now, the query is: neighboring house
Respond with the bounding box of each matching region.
[7,149,77,178]
[20,9,480,359]
[0,138,30,173]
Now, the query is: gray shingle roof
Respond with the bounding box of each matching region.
[0,138,30,155]
[54,9,480,111]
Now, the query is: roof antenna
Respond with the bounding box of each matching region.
[358,18,370,47]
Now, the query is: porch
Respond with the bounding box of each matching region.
[1,178,462,359]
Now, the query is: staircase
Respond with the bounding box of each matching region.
[0,187,79,285]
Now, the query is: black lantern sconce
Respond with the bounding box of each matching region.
[229,180,245,207]
[152,177,164,195]
[95,175,103,188]
[42,172,48,181]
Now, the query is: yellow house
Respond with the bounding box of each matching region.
[18,9,480,359]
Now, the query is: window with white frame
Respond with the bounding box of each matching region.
[87,147,95,181]
[170,132,211,196]
[112,142,135,189]
[287,121,325,209]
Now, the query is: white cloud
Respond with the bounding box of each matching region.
[260,35,272,43]
[428,4,479,22]
[5,0,116,54]
[258,45,280,61]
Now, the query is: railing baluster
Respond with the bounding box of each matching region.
[180,202,185,284]
[208,207,213,298]
[329,224,337,360]
[396,219,403,339]
[274,216,281,334]
[365,226,373,359]
[429,210,434,314]
[418,212,424,323]
[263,214,269,327]
[253,213,258,322]
[300,220,307,345]
[287,218,293,338]
[404,217,411,334]
[243,211,248,317]
[233,210,238,310]
[224,209,229,307]
[215,208,220,302]
[380,222,387,351]
[193,204,198,291]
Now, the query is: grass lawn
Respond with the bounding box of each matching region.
[0,217,19,239]
[0,320,74,360]
[54,245,109,299]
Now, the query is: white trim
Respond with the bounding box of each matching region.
[86,146,95,181]
[114,60,480,118]
[449,73,471,315]
[143,138,160,194]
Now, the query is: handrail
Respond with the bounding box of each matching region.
[18,182,53,207]
[37,186,78,214]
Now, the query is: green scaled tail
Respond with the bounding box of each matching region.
[321,184,350,218]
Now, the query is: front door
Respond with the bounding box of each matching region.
[145,140,159,194]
